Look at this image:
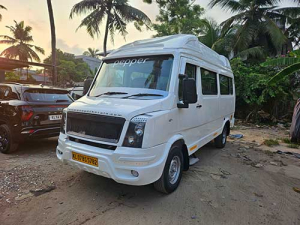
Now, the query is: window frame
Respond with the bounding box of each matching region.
[200,68,218,96]
[219,74,233,96]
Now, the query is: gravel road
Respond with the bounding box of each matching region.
[0,126,300,225]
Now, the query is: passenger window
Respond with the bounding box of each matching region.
[201,69,218,95]
[220,75,233,95]
[179,63,197,101]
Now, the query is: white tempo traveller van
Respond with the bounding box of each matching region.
[57,34,235,193]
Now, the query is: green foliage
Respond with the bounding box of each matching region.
[231,58,295,120]
[287,143,299,149]
[0,21,45,62]
[281,138,292,144]
[263,139,279,147]
[44,49,90,85]
[150,0,206,37]
[83,48,100,58]
[208,0,300,59]
[5,71,20,81]
[261,50,300,84]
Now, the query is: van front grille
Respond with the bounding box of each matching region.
[66,112,125,143]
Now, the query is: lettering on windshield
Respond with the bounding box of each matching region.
[113,58,149,67]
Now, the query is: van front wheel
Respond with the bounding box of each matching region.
[214,125,227,149]
[154,144,183,194]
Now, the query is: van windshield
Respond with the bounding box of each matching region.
[89,55,173,97]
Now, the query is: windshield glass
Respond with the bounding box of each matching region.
[24,89,72,103]
[89,55,174,97]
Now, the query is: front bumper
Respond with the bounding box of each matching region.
[56,134,169,186]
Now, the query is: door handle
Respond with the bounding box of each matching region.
[196,104,202,108]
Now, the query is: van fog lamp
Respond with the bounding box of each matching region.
[131,170,139,177]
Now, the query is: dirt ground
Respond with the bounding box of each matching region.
[0,124,300,225]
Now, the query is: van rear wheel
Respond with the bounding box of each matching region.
[214,125,227,149]
[154,144,183,194]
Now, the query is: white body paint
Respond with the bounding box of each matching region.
[56,35,235,186]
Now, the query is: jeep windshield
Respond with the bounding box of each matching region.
[89,55,174,98]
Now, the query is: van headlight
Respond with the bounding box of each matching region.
[122,115,150,148]
[60,109,67,134]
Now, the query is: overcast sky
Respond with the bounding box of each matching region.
[0,0,297,61]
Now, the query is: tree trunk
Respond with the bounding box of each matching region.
[47,0,57,86]
[103,15,110,57]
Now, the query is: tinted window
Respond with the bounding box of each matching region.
[0,86,19,100]
[220,75,233,95]
[24,89,72,103]
[179,63,197,101]
[201,69,218,95]
[89,55,173,97]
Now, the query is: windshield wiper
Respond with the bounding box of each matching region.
[123,93,163,99]
[94,92,128,97]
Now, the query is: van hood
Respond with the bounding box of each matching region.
[67,95,168,120]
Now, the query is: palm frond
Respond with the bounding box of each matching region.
[262,57,300,67]
[269,62,300,84]
[0,45,19,59]
[26,46,41,62]
[70,0,103,19]
[115,4,151,28]
[236,46,266,59]
[273,7,300,18]
[263,15,287,50]
[208,0,246,12]
[234,20,259,53]
[76,8,106,38]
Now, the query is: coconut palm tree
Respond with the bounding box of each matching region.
[47,0,57,85]
[70,0,151,56]
[199,19,236,57]
[83,48,100,58]
[0,21,45,62]
[209,0,300,59]
[262,50,300,84]
[0,5,7,22]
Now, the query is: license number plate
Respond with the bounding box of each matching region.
[49,115,62,120]
[72,152,98,167]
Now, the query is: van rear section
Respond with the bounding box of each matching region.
[19,88,72,139]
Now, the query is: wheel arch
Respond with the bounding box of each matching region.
[166,135,189,172]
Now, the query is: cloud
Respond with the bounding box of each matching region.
[56,38,85,55]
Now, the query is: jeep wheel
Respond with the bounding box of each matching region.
[0,124,18,154]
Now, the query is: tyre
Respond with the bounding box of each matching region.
[0,124,18,154]
[154,144,183,194]
[214,125,228,149]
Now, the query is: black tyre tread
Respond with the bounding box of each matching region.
[215,126,227,149]
[0,124,18,154]
[153,175,168,194]
[154,144,183,194]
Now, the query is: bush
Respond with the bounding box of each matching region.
[231,58,296,122]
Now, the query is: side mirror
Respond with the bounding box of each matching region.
[178,74,197,108]
[183,78,197,104]
[83,77,93,95]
